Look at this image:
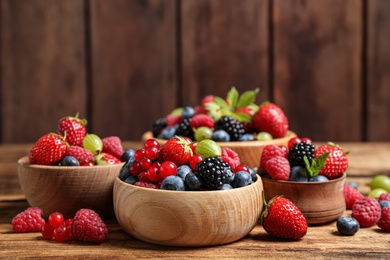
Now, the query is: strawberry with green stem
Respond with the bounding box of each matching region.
[29,133,67,165]
[57,113,87,146]
[158,136,195,166]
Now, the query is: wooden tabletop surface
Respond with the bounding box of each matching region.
[1,142,390,259]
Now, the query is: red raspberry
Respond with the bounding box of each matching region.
[102,136,124,159]
[189,114,214,129]
[65,145,94,164]
[379,193,390,202]
[134,181,160,189]
[165,114,182,126]
[12,207,45,233]
[265,156,290,181]
[377,207,390,232]
[352,197,381,227]
[259,144,288,173]
[343,184,364,209]
[221,147,240,172]
[72,209,107,243]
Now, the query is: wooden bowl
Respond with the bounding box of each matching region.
[17,156,123,218]
[142,131,296,168]
[113,176,264,247]
[261,173,346,225]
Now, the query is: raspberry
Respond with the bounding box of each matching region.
[189,114,214,129]
[134,181,160,189]
[12,207,45,233]
[259,144,288,173]
[265,156,291,181]
[221,147,240,172]
[379,193,390,202]
[65,145,94,164]
[344,184,364,209]
[165,114,182,126]
[377,207,390,232]
[102,136,124,159]
[352,197,381,227]
[72,209,108,243]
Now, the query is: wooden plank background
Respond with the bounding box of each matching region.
[0,0,389,143]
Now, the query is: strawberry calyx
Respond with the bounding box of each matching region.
[49,132,69,148]
[260,194,283,224]
[59,112,87,127]
[174,135,194,157]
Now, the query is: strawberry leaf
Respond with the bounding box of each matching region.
[232,112,251,122]
[226,87,239,108]
[303,152,330,177]
[236,88,259,108]
[213,96,230,110]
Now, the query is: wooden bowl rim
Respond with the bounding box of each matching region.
[114,175,263,195]
[18,156,124,170]
[142,131,296,148]
[261,172,346,185]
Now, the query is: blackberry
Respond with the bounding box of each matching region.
[214,116,245,141]
[196,157,232,190]
[288,141,315,167]
[175,117,194,139]
[152,117,167,137]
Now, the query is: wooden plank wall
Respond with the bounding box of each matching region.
[0,0,389,144]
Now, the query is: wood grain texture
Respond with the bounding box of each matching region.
[181,0,270,105]
[89,0,177,141]
[0,0,87,143]
[273,0,363,142]
[366,0,390,141]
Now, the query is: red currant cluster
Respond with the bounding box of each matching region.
[41,212,73,242]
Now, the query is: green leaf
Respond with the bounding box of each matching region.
[226,87,239,108]
[213,96,230,110]
[236,88,260,108]
[232,112,251,122]
[303,152,330,177]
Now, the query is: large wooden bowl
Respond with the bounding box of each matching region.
[261,173,346,225]
[142,131,296,168]
[17,156,123,218]
[113,176,263,247]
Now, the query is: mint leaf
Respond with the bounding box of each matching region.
[226,87,239,108]
[303,152,330,177]
[236,88,259,108]
[232,112,251,122]
[213,96,230,110]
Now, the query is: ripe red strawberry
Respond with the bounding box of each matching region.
[314,144,348,179]
[252,103,289,138]
[259,144,288,173]
[189,114,214,129]
[29,133,67,165]
[343,184,364,209]
[352,197,381,227]
[65,145,94,164]
[261,197,308,239]
[95,152,121,165]
[377,207,390,232]
[265,156,290,181]
[102,136,123,159]
[57,114,87,146]
[158,136,193,166]
[221,147,240,172]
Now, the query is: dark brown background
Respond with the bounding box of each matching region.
[0,0,389,143]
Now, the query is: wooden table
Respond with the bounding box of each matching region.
[1,142,390,259]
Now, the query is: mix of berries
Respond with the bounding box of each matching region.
[258,137,348,182]
[151,87,289,142]
[12,208,107,243]
[119,136,257,191]
[28,114,127,166]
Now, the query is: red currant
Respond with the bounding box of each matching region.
[144,147,159,160]
[48,212,64,228]
[144,139,160,150]
[53,225,70,242]
[140,158,153,170]
[134,149,146,162]
[287,137,301,149]
[300,137,312,144]
[159,161,177,179]
[81,161,94,166]
[147,165,162,182]
[235,164,250,173]
[189,154,204,170]
[41,222,55,239]
[130,161,142,176]
[138,171,149,182]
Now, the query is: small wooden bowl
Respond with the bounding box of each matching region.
[142,131,296,168]
[17,156,123,218]
[261,173,346,225]
[113,176,264,247]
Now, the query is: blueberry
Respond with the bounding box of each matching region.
[231,171,252,188]
[161,176,185,191]
[257,168,271,179]
[238,133,255,141]
[181,106,195,119]
[221,184,233,190]
[223,167,235,184]
[124,175,138,185]
[289,166,308,182]
[121,148,135,162]
[211,130,230,142]
[158,125,178,140]
[176,165,193,180]
[62,156,80,166]
[346,181,358,190]
[337,216,360,236]
[308,175,329,182]
[119,157,135,181]
[247,166,258,182]
[380,200,390,208]
[184,173,203,191]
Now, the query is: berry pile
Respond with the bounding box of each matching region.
[119,136,257,191]
[28,114,128,166]
[151,87,289,142]
[12,208,107,243]
[258,137,349,182]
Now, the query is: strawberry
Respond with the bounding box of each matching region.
[252,103,288,138]
[221,147,240,172]
[314,144,348,179]
[265,156,290,181]
[259,144,288,173]
[189,114,214,129]
[344,184,364,209]
[102,136,123,159]
[261,196,308,240]
[65,145,94,164]
[57,114,87,146]
[95,152,121,165]
[158,136,194,166]
[29,133,67,165]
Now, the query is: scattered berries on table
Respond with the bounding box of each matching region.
[72,209,108,244]
[377,207,390,232]
[344,183,364,209]
[336,216,360,236]
[12,207,45,233]
[351,197,381,227]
